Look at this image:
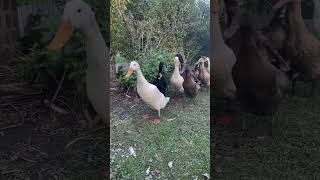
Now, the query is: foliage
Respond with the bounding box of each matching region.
[111,0,209,61]
[18,0,110,104]
[18,15,87,102]
[116,50,175,90]
[17,0,33,5]
[114,54,127,63]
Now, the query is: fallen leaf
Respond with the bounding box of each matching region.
[126,130,133,134]
[129,146,136,157]
[202,173,210,179]
[145,166,150,175]
[168,161,173,169]
[166,118,176,122]
[143,114,150,119]
[152,118,161,124]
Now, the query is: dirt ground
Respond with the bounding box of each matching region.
[0,58,108,179]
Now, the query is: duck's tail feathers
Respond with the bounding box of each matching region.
[159,61,165,74]
[179,87,184,93]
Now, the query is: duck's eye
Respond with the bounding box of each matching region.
[77,9,81,13]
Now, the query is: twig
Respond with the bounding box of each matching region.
[125,83,132,98]
[65,135,92,149]
[44,99,68,114]
[51,68,67,103]
[8,103,24,122]
[12,46,28,58]
[93,139,108,148]
[56,97,79,120]
[0,122,24,131]
[0,65,14,76]
[20,156,37,163]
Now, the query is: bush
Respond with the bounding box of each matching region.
[18,15,87,102]
[116,50,175,91]
[114,54,127,63]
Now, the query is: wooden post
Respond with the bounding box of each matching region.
[0,0,19,57]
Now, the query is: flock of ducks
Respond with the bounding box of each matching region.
[212,0,320,133]
[47,0,209,123]
[48,0,320,128]
[125,54,210,118]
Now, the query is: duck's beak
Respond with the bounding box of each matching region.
[48,20,74,50]
[125,68,133,79]
[273,0,291,10]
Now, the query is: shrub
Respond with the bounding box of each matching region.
[18,15,87,103]
[114,54,127,63]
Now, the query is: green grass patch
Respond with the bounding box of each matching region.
[213,81,320,179]
[111,92,210,179]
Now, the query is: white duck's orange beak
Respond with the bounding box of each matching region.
[48,20,74,50]
[125,68,134,79]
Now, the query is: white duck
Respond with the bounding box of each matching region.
[170,57,184,93]
[205,57,210,73]
[48,0,108,124]
[126,61,170,117]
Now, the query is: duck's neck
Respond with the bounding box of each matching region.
[136,69,148,85]
[287,2,304,28]
[212,13,224,46]
[174,65,180,74]
[82,20,108,69]
[200,62,206,70]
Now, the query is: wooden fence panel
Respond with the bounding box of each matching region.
[0,0,19,55]
[17,0,59,37]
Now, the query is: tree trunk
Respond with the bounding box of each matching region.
[110,49,117,81]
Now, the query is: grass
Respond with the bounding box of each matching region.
[213,81,320,179]
[110,91,210,179]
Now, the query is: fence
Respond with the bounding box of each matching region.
[0,0,59,56]
[17,0,59,37]
[0,0,19,53]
